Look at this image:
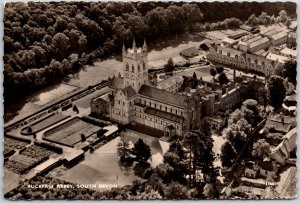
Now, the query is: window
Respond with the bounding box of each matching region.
[138,64,141,72]
[170,109,172,113]
[165,107,167,111]
[123,101,125,106]
[143,62,146,70]
[175,109,177,114]
[126,63,129,71]
[118,101,120,105]
[132,65,135,72]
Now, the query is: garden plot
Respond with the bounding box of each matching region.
[5,145,56,174]
[43,117,101,147]
[4,137,30,157]
[21,113,69,135]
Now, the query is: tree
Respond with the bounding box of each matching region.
[117,133,131,161]
[163,181,189,200]
[133,138,151,162]
[252,139,271,160]
[210,67,216,80]
[286,18,291,28]
[218,72,229,85]
[81,134,86,142]
[165,57,175,73]
[247,14,258,26]
[278,10,287,23]
[241,99,262,126]
[216,66,224,74]
[282,59,297,85]
[220,141,237,168]
[267,76,286,109]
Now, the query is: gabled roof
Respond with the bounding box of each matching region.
[216,45,244,57]
[249,37,269,48]
[139,85,187,107]
[271,31,287,41]
[121,86,136,98]
[144,106,184,123]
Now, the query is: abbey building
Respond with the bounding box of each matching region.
[92,40,250,137]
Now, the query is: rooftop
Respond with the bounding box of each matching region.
[157,75,184,90]
[121,86,137,98]
[265,52,288,63]
[245,35,262,44]
[139,85,187,107]
[280,47,297,58]
[249,37,269,48]
[144,106,184,123]
[262,28,281,36]
[271,31,288,41]
[216,45,244,57]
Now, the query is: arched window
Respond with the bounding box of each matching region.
[138,64,141,72]
[227,52,230,57]
[235,54,238,59]
[126,63,129,71]
[219,50,222,54]
[262,61,265,66]
[132,65,135,73]
[143,62,146,70]
[254,59,258,64]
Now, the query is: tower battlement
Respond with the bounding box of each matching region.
[122,39,148,60]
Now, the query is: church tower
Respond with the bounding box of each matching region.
[122,39,148,92]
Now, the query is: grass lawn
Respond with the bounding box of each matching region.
[59,137,142,191]
[3,169,20,194]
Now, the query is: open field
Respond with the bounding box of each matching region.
[43,117,101,147]
[3,169,20,194]
[59,137,142,191]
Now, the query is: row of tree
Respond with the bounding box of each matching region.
[4,2,296,101]
[246,10,291,26]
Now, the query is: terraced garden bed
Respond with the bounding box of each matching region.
[43,117,101,147]
[4,137,29,150]
[21,113,69,135]
[5,145,57,174]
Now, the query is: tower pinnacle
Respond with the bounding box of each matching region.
[132,38,137,52]
[143,39,147,51]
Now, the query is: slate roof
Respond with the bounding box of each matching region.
[245,35,262,44]
[139,85,187,107]
[121,86,136,98]
[144,106,184,123]
[109,75,124,89]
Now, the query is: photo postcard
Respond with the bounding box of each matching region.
[3,1,297,200]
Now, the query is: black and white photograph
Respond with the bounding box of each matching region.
[2,1,297,200]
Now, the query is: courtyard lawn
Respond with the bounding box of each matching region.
[3,169,20,194]
[59,137,142,191]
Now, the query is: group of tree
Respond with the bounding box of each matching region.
[246,10,292,26]
[210,66,229,85]
[220,99,263,168]
[266,75,287,110]
[4,2,296,102]
[202,17,241,31]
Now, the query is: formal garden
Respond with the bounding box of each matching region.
[43,117,101,147]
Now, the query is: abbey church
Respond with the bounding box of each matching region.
[91,40,250,137]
